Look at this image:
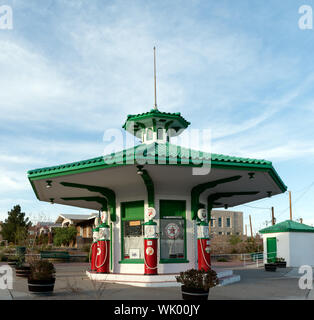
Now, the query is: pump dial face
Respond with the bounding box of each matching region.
[203,227,209,238]
[145,226,155,237]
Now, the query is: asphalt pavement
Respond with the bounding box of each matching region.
[0,262,311,300]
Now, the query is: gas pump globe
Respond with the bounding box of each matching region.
[197,208,211,271]
[143,207,158,275]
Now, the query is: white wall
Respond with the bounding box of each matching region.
[289,233,314,267]
[263,232,314,267]
[111,191,197,274]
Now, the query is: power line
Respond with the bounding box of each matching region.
[276,181,314,219]
[242,204,271,210]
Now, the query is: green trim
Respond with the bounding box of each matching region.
[62,197,108,211]
[118,259,144,264]
[207,191,259,212]
[122,109,190,130]
[191,176,242,220]
[139,169,155,208]
[143,220,157,226]
[27,143,287,204]
[28,142,287,192]
[60,182,116,222]
[152,118,157,133]
[120,201,145,263]
[159,259,189,264]
[159,200,187,261]
[165,120,174,131]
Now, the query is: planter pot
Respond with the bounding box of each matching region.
[7,261,17,268]
[28,278,55,294]
[276,261,286,268]
[181,285,209,300]
[15,266,31,278]
[264,263,277,272]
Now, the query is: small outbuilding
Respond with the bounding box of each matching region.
[259,220,314,267]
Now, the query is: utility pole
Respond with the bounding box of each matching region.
[271,207,275,225]
[289,191,293,221]
[249,215,253,239]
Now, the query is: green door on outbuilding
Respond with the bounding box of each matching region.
[266,237,277,263]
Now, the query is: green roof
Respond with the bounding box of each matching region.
[27,142,287,192]
[259,220,314,234]
[122,109,191,129]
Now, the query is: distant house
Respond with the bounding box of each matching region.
[28,222,61,236]
[210,210,243,236]
[55,213,97,247]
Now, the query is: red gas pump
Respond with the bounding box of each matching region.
[144,207,158,275]
[197,209,211,271]
[96,211,110,273]
[90,226,99,272]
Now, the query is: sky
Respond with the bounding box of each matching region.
[0,0,314,233]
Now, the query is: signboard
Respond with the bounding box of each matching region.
[165,222,180,239]
[129,220,141,226]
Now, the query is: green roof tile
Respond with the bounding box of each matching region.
[122,109,190,129]
[259,220,314,234]
[27,142,283,184]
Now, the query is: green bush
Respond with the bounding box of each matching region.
[229,235,242,246]
[217,257,229,262]
[53,227,77,247]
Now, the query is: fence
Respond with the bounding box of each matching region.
[211,251,278,268]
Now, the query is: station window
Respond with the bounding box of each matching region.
[157,128,164,140]
[226,217,231,228]
[218,217,222,227]
[146,128,153,141]
[120,201,144,262]
[159,200,187,263]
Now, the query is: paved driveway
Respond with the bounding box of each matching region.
[0,262,310,300]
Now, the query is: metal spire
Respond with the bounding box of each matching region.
[153,47,158,110]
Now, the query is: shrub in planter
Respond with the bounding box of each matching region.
[176,269,219,300]
[0,252,8,262]
[7,255,18,267]
[28,259,56,294]
[275,257,286,268]
[15,265,31,277]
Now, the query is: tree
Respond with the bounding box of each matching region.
[1,205,31,244]
[53,226,77,247]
